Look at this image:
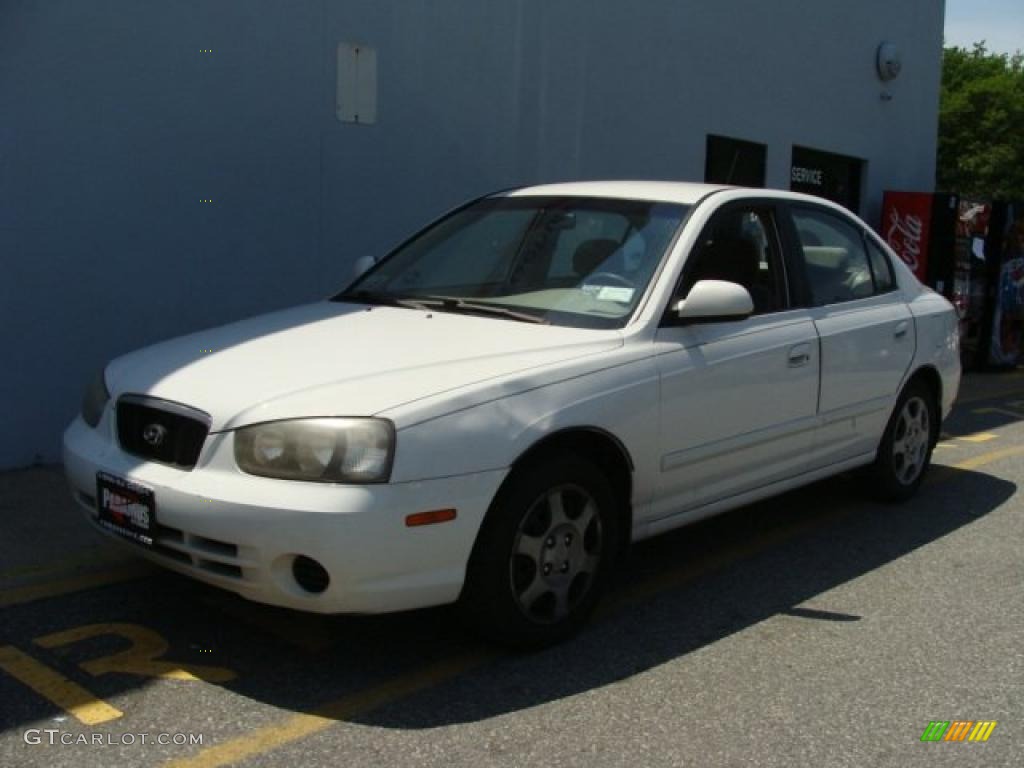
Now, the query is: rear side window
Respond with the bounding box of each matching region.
[791,207,875,306]
[866,237,896,293]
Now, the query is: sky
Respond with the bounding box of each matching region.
[944,0,1024,55]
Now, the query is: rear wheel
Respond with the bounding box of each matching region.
[870,381,937,502]
[462,455,619,648]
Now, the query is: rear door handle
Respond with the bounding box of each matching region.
[788,343,811,367]
[894,321,909,339]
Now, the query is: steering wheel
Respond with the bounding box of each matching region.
[582,272,636,289]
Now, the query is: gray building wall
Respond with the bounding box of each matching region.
[0,0,945,468]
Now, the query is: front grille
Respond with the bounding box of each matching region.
[116,395,211,470]
[86,512,249,581]
[153,522,243,577]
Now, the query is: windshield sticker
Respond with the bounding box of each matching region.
[596,286,635,303]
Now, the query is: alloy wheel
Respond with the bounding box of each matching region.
[509,484,603,624]
[891,395,931,486]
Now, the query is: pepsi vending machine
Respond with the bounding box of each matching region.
[985,203,1024,369]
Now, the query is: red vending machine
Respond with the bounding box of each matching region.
[880,190,959,295]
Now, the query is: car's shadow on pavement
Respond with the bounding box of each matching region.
[340,465,1014,728]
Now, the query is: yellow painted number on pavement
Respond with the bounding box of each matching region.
[0,623,236,725]
[35,623,236,682]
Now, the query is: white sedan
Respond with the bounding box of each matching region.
[64,181,960,647]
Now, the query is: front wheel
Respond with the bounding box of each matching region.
[461,455,620,648]
[870,381,937,502]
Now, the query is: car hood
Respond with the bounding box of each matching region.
[105,301,622,431]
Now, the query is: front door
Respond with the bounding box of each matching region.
[651,202,821,524]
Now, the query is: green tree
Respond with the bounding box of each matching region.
[937,43,1024,200]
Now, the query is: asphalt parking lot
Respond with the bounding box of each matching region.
[2,372,1022,768]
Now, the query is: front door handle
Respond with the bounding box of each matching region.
[788,344,811,367]
[894,320,909,339]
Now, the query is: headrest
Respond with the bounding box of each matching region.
[700,236,760,284]
[573,239,620,276]
[803,246,849,269]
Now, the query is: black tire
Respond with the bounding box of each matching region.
[870,380,938,502]
[461,454,620,649]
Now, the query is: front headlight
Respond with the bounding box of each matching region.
[81,369,111,428]
[233,418,395,483]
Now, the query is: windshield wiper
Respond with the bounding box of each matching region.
[334,290,435,312]
[421,297,549,324]
[336,291,547,324]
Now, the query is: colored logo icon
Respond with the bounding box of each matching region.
[920,721,997,742]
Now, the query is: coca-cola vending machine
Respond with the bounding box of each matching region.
[881,191,973,363]
[880,191,959,295]
[881,191,1023,369]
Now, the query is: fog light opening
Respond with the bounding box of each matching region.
[292,555,330,594]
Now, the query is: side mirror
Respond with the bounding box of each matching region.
[674,280,753,322]
[352,255,376,279]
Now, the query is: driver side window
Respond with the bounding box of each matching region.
[677,207,787,314]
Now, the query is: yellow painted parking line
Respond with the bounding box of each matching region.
[0,645,123,725]
[162,651,495,768]
[939,430,998,445]
[957,432,998,443]
[36,623,236,683]
[0,562,151,609]
[159,442,1024,768]
[972,406,1024,419]
[950,445,1024,472]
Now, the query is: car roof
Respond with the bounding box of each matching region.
[501,180,731,206]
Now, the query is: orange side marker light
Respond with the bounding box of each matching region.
[405,509,457,527]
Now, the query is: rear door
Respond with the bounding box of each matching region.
[783,203,915,468]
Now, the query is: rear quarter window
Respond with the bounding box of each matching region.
[866,237,896,293]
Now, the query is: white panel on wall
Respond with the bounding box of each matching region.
[336,42,377,124]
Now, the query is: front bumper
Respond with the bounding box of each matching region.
[63,417,506,614]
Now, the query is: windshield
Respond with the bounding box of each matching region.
[335,196,689,328]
